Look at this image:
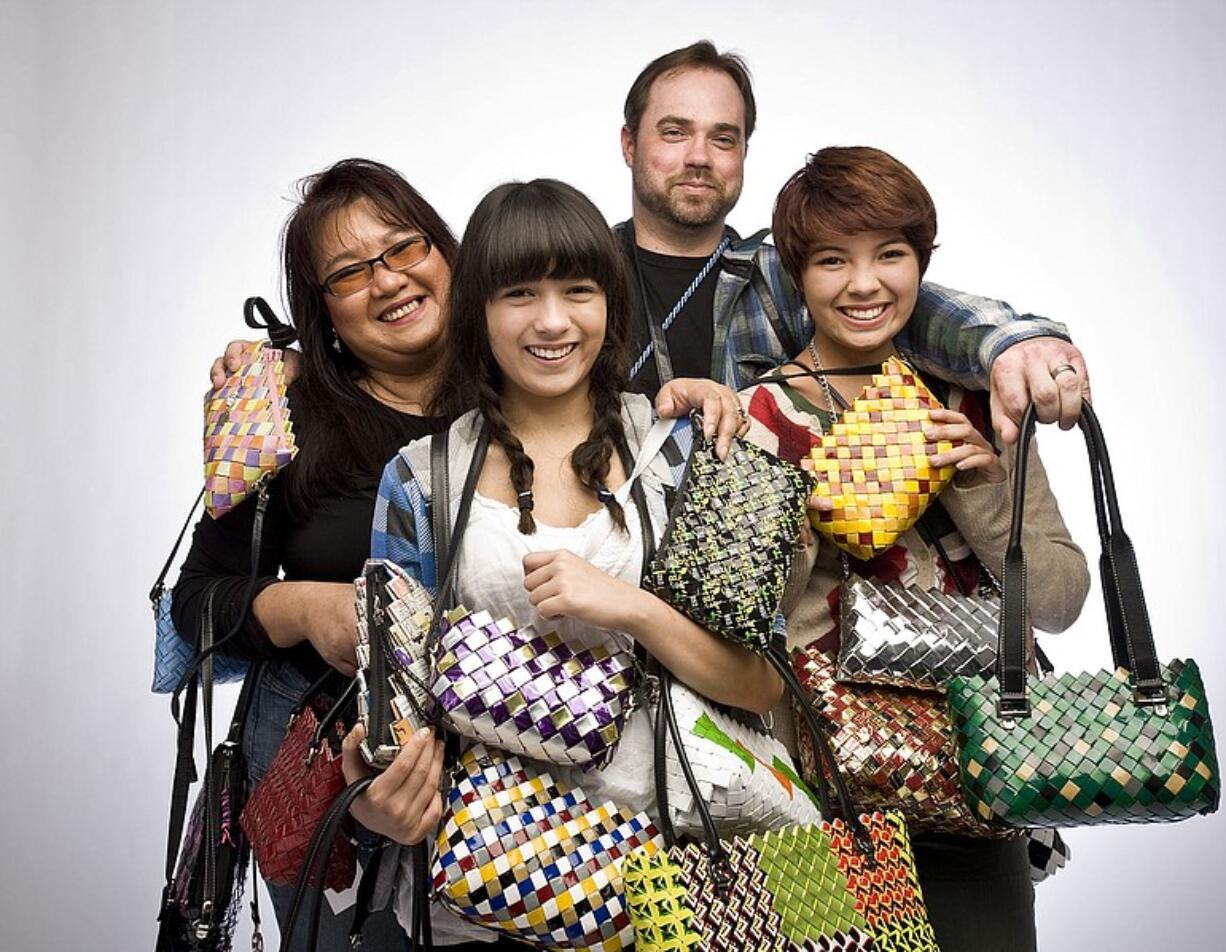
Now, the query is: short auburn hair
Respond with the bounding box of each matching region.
[773,146,937,284]
[624,41,756,141]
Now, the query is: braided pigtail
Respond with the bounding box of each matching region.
[571,385,629,532]
[477,379,538,534]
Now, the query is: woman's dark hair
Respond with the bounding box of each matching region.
[432,179,632,534]
[280,158,458,515]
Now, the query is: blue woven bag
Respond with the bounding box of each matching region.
[149,488,250,693]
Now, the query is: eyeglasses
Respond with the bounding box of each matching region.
[320,234,433,297]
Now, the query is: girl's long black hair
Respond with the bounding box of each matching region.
[431,179,632,533]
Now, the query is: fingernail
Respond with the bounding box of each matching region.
[416,726,432,738]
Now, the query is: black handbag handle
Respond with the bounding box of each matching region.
[997,402,1165,719]
[244,295,298,350]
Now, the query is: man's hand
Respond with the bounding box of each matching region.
[990,338,1090,444]
[209,339,303,389]
[655,377,748,460]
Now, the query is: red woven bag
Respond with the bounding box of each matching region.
[240,701,355,891]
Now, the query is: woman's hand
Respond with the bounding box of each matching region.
[522,550,638,630]
[253,581,359,676]
[341,723,444,846]
[654,377,748,460]
[925,408,1006,485]
[209,339,302,389]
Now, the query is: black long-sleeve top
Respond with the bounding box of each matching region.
[170,384,440,683]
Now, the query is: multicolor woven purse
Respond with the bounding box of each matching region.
[203,299,299,518]
[793,644,1008,838]
[239,673,355,892]
[806,357,956,561]
[661,677,822,837]
[354,559,435,769]
[626,656,938,952]
[948,402,1221,827]
[432,605,638,770]
[642,412,811,653]
[431,744,663,950]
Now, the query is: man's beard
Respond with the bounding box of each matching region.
[632,161,741,231]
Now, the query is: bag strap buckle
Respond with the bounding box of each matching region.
[996,693,1031,726]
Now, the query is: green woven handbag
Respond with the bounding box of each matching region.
[948,402,1220,828]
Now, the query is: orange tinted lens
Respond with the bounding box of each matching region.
[384,237,428,271]
[326,264,371,295]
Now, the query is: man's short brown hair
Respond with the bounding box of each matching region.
[623,41,756,140]
[773,146,938,283]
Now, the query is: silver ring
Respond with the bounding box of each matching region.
[1050,363,1078,380]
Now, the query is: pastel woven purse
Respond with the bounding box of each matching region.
[948,402,1221,827]
[806,356,957,561]
[642,412,812,653]
[203,298,298,519]
[625,654,939,952]
[431,743,663,950]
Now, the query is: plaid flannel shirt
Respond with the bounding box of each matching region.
[614,221,1071,392]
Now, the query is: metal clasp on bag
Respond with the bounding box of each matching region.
[1133,681,1169,716]
[995,693,1031,728]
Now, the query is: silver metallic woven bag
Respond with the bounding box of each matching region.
[836,575,999,691]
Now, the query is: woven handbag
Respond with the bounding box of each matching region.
[354,559,435,769]
[806,356,956,561]
[203,298,298,519]
[948,402,1221,828]
[156,587,263,952]
[642,412,812,653]
[239,672,356,892]
[626,654,938,952]
[836,572,1000,691]
[424,424,642,771]
[794,644,1008,838]
[431,743,663,950]
[660,677,822,837]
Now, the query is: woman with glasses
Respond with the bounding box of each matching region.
[171,158,744,950]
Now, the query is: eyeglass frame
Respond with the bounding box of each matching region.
[319,233,434,297]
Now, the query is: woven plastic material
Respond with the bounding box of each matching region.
[837,575,998,691]
[624,810,936,952]
[239,703,354,891]
[794,645,1007,837]
[203,342,296,518]
[806,358,955,561]
[354,559,434,768]
[663,680,822,837]
[432,745,662,951]
[643,418,811,653]
[151,590,248,693]
[949,659,1221,827]
[431,606,637,770]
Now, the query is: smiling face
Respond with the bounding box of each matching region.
[801,229,920,367]
[621,67,745,232]
[484,277,608,406]
[313,198,450,374]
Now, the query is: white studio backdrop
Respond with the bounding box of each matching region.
[1,1,1223,949]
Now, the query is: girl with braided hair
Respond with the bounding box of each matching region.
[371,181,783,932]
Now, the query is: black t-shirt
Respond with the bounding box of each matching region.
[624,245,722,398]
[171,382,442,681]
